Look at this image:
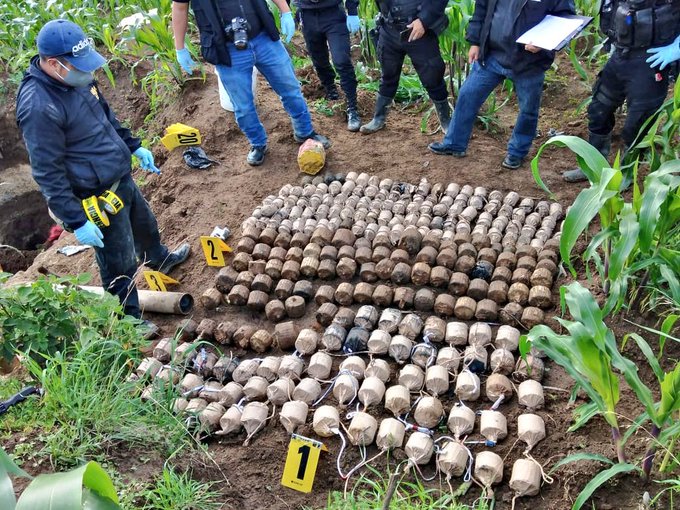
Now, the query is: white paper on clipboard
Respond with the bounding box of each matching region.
[516,15,585,50]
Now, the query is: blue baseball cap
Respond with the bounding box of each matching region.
[37,20,105,72]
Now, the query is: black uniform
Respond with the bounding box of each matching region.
[589,0,680,148]
[295,0,359,107]
[375,0,448,101]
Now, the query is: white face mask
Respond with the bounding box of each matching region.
[55,59,93,88]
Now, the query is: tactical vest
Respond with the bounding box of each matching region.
[376,0,447,34]
[190,0,279,66]
[601,0,680,49]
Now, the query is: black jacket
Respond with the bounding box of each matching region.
[467,0,576,75]
[295,0,358,16]
[16,56,140,230]
[376,0,448,31]
[187,0,280,66]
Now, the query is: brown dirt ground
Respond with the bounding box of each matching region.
[2,51,673,510]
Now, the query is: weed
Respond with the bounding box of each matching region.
[141,467,222,510]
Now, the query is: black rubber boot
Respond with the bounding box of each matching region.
[433,99,451,135]
[347,107,361,132]
[563,131,612,183]
[360,95,392,134]
[156,243,191,274]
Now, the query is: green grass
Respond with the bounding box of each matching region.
[321,465,489,510]
[1,276,191,469]
[137,468,222,510]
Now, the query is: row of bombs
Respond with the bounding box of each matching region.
[242,173,564,255]
[156,360,549,500]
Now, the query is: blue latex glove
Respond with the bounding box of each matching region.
[346,15,360,34]
[75,221,104,248]
[646,35,680,71]
[281,12,295,43]
[133,147,161,174]
[176,48,196,75]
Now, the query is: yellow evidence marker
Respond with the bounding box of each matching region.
[281,434,326,493]
[161,123,202,150]
[200,236,232,267]
[143,271,180,292]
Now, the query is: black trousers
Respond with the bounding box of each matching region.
[376,24,447,101]
[588,49,670,146]
[93,174,169,318]
[300,6,358,106]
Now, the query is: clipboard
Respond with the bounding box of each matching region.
[555,15,593,51]
[516,14,593,51]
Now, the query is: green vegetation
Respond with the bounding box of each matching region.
[527,83,680,508]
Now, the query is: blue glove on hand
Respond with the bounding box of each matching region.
[176,48,196,75]
[281,12,295,43]
[75,221,104,248]
[133,147,161,174]
[346,15,360,34]
[646,35,680,70]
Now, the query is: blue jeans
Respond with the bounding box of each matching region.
[216,33,314,147]
[94,175,168,318]
[443,55,545,159]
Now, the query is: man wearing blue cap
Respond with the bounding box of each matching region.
[16,19,191,319]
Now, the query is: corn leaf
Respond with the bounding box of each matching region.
[607,204,639,283]
[559,169,619,276]
[548,452,614,476]
[531,135,610,197]
[567,401,600,432]
[0,448,32,510]
[639,161,680,252]
[16,461,119,510]
[659,314,680,358]
[621,333,663,381]
[571,463,640,510]
[658,364,680,425]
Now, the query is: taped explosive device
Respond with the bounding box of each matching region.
[479,410,508,446]
[518,380,544,410]
[378,308,401,333]
[399,364,425,391]
[436,347,461,373]
[313,405,340,437]
[278,354,305,380]
[293,378,322,405]
[384,384,411,417]
[307,351,333,380]
[332,371,359,407]
[447,403,476,439]
[280,400,308,434]
[425,365,450,396]
[232,358,261,384]
[241,401,271,445]
[413,396,444,429]
[490,348,515,376]
[405,432,435,473]
[509,458,542,501]
[389,335,414,364]
[455,369,481,401]
[485,373,513,404]
[266,377,295,405]
[243,376,269,401]
[215,401,245,435]
[518,413,546,452]
[364,359,391,382]
[358,376,386,409]
[436,438,473,483]
[474,451,504,495]
[340,356,366,380]
[411,340,437,369]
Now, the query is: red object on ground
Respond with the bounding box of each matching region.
[44,225,64,248]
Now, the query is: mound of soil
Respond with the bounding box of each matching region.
[2,53,657,510]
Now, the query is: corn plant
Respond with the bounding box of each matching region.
[523,282,680,484]
[1,447,121,509]
[532,136,680,315]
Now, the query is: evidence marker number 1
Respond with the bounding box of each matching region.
[281,434,326,493]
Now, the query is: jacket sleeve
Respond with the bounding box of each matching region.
[345,0,359,16]
[95,83,142,154]
[466,0,489,45]
[16,95,88,230]
[418,0,447,30]
[551,0,576,17]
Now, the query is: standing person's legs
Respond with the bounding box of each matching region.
[359,26,404,134]
[94,181,141,318]
[215,45,267,148]
[407,32,447,101]
[323,7,358,106]
[506,69,546,160]
[376,27,406,100]
[429,58,504,154]
[251,33,316,139]
[587,54,627,142]
[621,54,670,148]
[300,10,337,96]
[408,31,450,130]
